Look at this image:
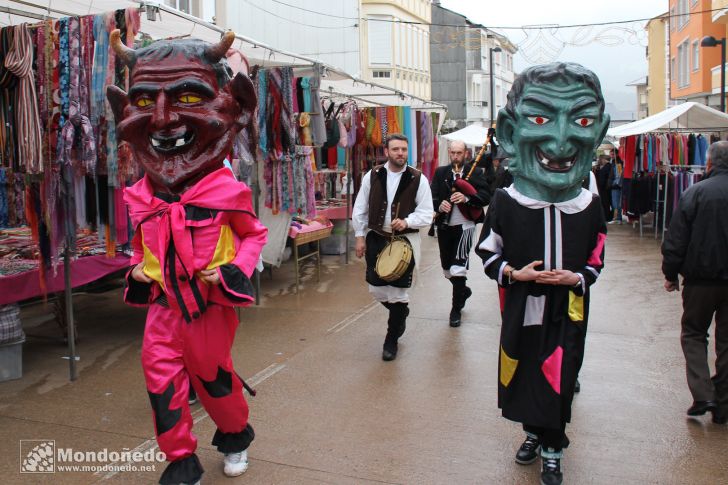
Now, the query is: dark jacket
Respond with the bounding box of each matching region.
[431,161,492,224]
[662,166,728,284]
[607,162,623,190]
[491,165,513,191]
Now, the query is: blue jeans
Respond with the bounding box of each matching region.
[611,188,622,215]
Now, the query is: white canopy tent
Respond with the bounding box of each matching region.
[441,123,490,147]
[607,102,728,138]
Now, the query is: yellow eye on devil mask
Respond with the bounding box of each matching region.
[178,94,202,104]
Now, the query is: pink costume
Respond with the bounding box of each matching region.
[123,167,267,480]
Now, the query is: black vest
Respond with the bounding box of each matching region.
[367,165,421,235]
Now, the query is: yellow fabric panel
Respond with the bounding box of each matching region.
[207,225,236,270]
[568,291,584,322]
[500,346,518,388]
[141,230,164,289]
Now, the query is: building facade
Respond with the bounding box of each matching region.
[669,0,726,108]
[360,0,432,99]
[646,13,670,116]
[430,2,516,129]
[627,77,649,119]
[709,0,728,101]
[217,0,361,77]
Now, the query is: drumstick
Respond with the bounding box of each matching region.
[390,202,401,254]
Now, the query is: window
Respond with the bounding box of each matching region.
[165,0,191,14]
[677,0,689,30]
[201,0,215,23]
[368,16,393,65]
[690,0,698,6]
[372,70,391,78]
[677,40,690,87]
[670,7,675,31]
[692,40,699,71]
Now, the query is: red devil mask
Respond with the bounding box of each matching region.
[106,30,256,194]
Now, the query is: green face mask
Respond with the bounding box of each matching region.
[496,68,610,203]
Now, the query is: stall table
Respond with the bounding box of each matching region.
[288,222,333,293]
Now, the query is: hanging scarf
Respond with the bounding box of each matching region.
[5,24,43,173]
[378,107,388,143]
[257,69,268,158]
[104,13,118,184]
[0,28,17,169]
[57,17,96,174]
[0,168,7,227]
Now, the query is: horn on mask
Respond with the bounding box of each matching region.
[110,29,136,66]
[206,31,236,62]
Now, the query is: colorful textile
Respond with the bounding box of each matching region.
[5,24,43,173]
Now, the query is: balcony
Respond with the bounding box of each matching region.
[713,0,728,23]
[466,100,488,121]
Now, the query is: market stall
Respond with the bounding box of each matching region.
[1,1,447,381]
[607,102,728,240]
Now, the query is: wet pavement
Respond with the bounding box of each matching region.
[1,223,726,484]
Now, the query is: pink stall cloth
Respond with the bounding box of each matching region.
[0,254,131,305]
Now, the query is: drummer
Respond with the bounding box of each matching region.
[352,133,434,361]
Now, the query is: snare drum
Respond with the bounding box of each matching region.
[375,237,413,282]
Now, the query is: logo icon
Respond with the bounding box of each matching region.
[20,440,55,473]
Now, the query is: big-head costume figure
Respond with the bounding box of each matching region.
[107,30,268,485]
[475,63,609,485]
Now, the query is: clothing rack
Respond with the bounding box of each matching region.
[620,129,717,240]
[659,164,704,242]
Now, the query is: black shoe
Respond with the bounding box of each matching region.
[449,308,461,327]
[574,378,580,394]
[687,400,717,416]
[382,338,398,361]
[188,386,198,405]
[540,455,563,485]
[515,436,540,465]
[712,408,727,424]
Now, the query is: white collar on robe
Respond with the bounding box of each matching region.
[505,185,594,214]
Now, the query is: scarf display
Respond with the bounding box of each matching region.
[0,8,138,295]
[4,24,43,174]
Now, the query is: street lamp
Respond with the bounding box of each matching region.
[701,35,726,113]
[489,46,502,123]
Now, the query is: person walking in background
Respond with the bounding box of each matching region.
[662,141,728,426]
[596,155,612,221]
[431,139,491,327]
[352,133,433,361]
[492,152,514,191]
[607,156,623,224]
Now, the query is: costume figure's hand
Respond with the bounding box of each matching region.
[391,218,408,232]
[198,269,221,285]
[450,192,466,204]
[131,263,153,283]
[512,260,544,282]
[664,279,679,292]
[439,200,452,213]
[536,269,580,286]
[355,237,366,258]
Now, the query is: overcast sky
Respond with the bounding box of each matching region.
[439,0,667,117]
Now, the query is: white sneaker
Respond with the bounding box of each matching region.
[223,450,248,477]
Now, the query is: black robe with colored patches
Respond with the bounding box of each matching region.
[475,187,606,429]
